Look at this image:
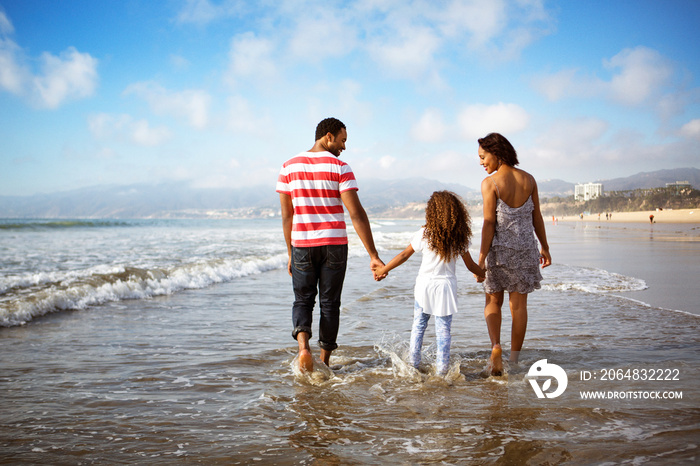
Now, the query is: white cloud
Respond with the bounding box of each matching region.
[434,0,552,61]
[0,35,98,108]
[604,46,672,106]
[88,113,172,146]
[412,108,447,142]
[169,54,191,70]
[288,9,357,63]
[368,26,441,79]
[0,12,97,108]
[0,10,14,35]
[531,69,580,101]
[32,47,99,109]
[379,155,396,169]
[337,79,373,124]
[680,119,700,140]
[438,0,506,47]
[226,32,276,84]
[0,37,27,94]
[529,117,609,166]
[426,149,470,173]
[457,102,530,140]
[533,46,675,108]
[131,119,172,146]
[124,82,211,129]
[175,0,245,25]
[227,95,271,134]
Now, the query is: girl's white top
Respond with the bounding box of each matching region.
[410,228,460,317]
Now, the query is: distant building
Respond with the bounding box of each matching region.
[665,181,690,195]
[575,182,603,201]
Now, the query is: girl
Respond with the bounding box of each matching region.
[374,191,485,375]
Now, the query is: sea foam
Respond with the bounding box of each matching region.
[0,254,288,327]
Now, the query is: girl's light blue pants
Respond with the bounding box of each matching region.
[409,302,452,375]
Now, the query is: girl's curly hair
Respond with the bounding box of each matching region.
[423,191,472,261]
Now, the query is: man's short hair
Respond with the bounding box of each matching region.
[315,118,346,141]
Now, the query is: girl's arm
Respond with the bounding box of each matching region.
[531,179,552,268]
[479,177,497,270]
[374,244,414,281]
[461,251,485,281]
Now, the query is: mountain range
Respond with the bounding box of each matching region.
[1,168,697,219]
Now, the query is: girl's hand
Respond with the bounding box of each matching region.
[372,265,387,281]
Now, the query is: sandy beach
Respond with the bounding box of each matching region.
[557,208,699,223]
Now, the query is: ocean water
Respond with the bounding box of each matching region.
[1,218,698,464]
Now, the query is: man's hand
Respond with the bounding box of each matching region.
[370,257,387,281]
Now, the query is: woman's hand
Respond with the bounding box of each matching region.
[539,249,552,268]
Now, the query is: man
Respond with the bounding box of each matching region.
[276,117,385,372]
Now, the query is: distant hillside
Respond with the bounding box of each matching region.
[595,168,700,191]
[360,178,479,212]
[1,168,698,218]
[538,179,575,197]
[0,183,277,219]
[0,178,476,219]
[500,169,700,199]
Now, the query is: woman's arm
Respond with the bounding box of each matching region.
[531,179,552,268]
[479,177,497,269]
[461,251,485,280]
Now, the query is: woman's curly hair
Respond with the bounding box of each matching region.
[423,191,472,261]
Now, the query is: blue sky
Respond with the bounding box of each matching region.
[1,0,699,196]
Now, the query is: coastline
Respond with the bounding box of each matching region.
[555,208,698,224]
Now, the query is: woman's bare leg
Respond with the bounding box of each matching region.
[508,292,528,363]
[484,292,504,375]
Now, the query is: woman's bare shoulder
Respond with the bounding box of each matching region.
[514,168,537,186]
[480,176,496,190]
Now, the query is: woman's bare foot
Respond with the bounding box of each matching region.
[489,344,503,376]
[509,350,520,365]
[298,349,313,372]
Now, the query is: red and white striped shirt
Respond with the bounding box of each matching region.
[276,151,358,247]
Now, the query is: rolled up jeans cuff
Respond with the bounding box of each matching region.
[318,340,338,352]
[292,326,312,341]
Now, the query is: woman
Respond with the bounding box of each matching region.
[477,133,552,376]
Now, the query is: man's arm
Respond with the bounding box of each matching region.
[279,192,294,276]
[340,189,385,272]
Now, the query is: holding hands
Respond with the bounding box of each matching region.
[372,263,388,281]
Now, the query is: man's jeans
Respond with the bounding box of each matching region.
[291,244,348,351]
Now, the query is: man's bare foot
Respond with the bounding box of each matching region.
[320,349,332,367]
[298,349,313,372]
[489,344,503,376]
